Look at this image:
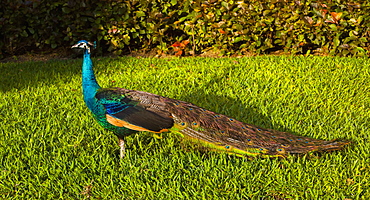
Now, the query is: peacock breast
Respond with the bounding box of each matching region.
[86,99,136,137]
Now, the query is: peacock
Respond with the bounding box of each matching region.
[72,40,350,159]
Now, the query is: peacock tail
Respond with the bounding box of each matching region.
[72,40,350,158]
[96,88,350,158]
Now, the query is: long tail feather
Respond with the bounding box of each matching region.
[166,99,350,158]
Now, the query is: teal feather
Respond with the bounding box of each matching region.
[72,40,350,158]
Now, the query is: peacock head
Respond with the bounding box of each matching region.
[71,40,95,54]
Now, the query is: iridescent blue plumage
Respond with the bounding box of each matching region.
[72,40,350,159]
[104,103,132,115]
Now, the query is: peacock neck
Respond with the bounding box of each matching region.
[82,50,101,106]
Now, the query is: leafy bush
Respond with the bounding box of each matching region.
[0,0,369,58]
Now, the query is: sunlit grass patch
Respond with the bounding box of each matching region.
[0,56,368,199]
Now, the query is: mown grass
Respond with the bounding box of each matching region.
[0,55,369,199]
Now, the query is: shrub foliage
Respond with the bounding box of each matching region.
[1,0,369,57]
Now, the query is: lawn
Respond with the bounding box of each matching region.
[0,55,369,199]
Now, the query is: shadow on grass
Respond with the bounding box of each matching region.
[0,57,77,92]
[180,89,295,132]
[0,52,123,92]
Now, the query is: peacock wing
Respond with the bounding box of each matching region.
[96,88,174,133]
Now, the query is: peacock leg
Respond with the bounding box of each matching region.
[118,137,125,158]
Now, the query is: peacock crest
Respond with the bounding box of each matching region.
[72,40,95,54]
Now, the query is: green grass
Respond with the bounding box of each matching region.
[0,56,369,199]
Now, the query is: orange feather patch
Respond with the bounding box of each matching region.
[106,114,169,133]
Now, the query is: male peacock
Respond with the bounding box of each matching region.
[72,40,350,159]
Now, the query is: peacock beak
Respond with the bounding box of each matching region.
[71,44,80,49]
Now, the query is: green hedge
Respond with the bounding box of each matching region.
[1,0,369,58]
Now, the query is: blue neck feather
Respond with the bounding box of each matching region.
[82,49,101,110]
